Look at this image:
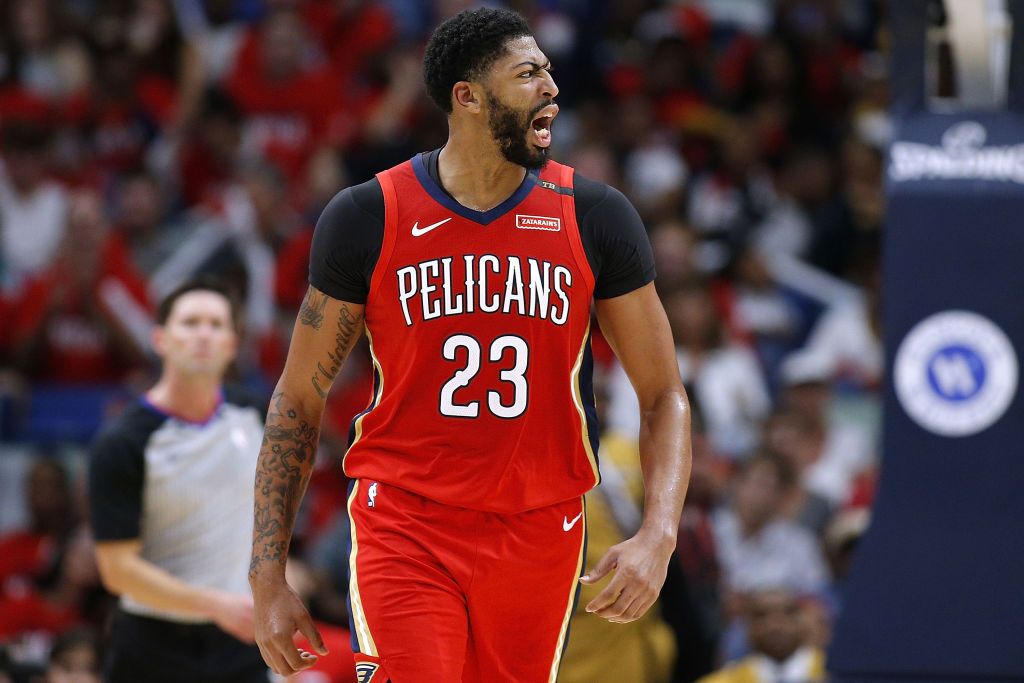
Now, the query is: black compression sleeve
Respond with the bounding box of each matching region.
[308,178,385,304]
[574,174,657,299]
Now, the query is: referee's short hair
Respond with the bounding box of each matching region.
[157,276,240,330]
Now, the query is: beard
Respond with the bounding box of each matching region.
[485,89,551,170]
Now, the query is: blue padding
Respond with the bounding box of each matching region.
[828,112,1024,678]
[23,385,130,444]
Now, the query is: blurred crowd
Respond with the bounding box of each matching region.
[0,0,887,681]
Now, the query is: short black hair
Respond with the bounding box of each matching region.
[423,7,533,113]
[157,276,240,328]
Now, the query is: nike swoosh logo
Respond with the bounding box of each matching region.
[411,217,452,237]
[563,512,583,532]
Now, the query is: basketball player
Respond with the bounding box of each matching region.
[90,278,269,682]
[249,8,692,682]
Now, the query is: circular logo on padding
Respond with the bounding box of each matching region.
[895,311,1017,437]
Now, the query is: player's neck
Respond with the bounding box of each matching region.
[437,134,526,212]
[147,373,223,422]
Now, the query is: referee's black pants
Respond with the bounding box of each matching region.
[104,610,269,683]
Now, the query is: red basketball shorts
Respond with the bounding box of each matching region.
[345,479,587,683]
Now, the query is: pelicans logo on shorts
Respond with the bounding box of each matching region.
[355,661,381,682]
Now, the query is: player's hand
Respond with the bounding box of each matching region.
[579,529,675,623]
[252,579,328,676]
[209,592,256,643]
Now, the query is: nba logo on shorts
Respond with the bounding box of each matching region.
[355,661,381,682]
[367,482,378,508]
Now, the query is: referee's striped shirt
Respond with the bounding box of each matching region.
[89,386,265,623]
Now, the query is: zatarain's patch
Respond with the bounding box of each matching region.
[516,214,561,232]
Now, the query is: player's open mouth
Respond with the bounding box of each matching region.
[531,105,558,148]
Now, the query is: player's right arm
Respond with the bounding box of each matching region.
[249,286,364,676]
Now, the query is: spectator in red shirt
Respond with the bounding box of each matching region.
[9,189,151,384]
[0,459,109,649]
[226,8,350,187]
[80,42,157,177]
[302,0,395,85]
[176,87,243,208]
[127,0,205,130]
[0,525,102,640]
[0,459,73,586]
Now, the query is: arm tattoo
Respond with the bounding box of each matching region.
[311,303,362,399]
[299,289,328,330]
[250,391,320,578]
[250,298,364,579]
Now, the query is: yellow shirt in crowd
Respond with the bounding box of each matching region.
[558,435,676,683]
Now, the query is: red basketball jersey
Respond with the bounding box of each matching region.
[342,155,600,512]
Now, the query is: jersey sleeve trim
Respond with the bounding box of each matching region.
[369,166,401,306]
[559,163,596,295]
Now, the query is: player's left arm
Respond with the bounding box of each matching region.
[583,282,692,623]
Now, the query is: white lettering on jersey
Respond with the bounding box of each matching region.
[502,256,526,316]
[551,266,572,326]
[528,258,551,320]
[440,257,464,316]
[419,260,441,320]
[463,254,476,314]
[396,266,417,326]
[394,256,575,327]
[478,255,501,313]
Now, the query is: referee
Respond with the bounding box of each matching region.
[89,278,269,682]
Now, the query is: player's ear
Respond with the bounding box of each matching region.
[452,81,481,113]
